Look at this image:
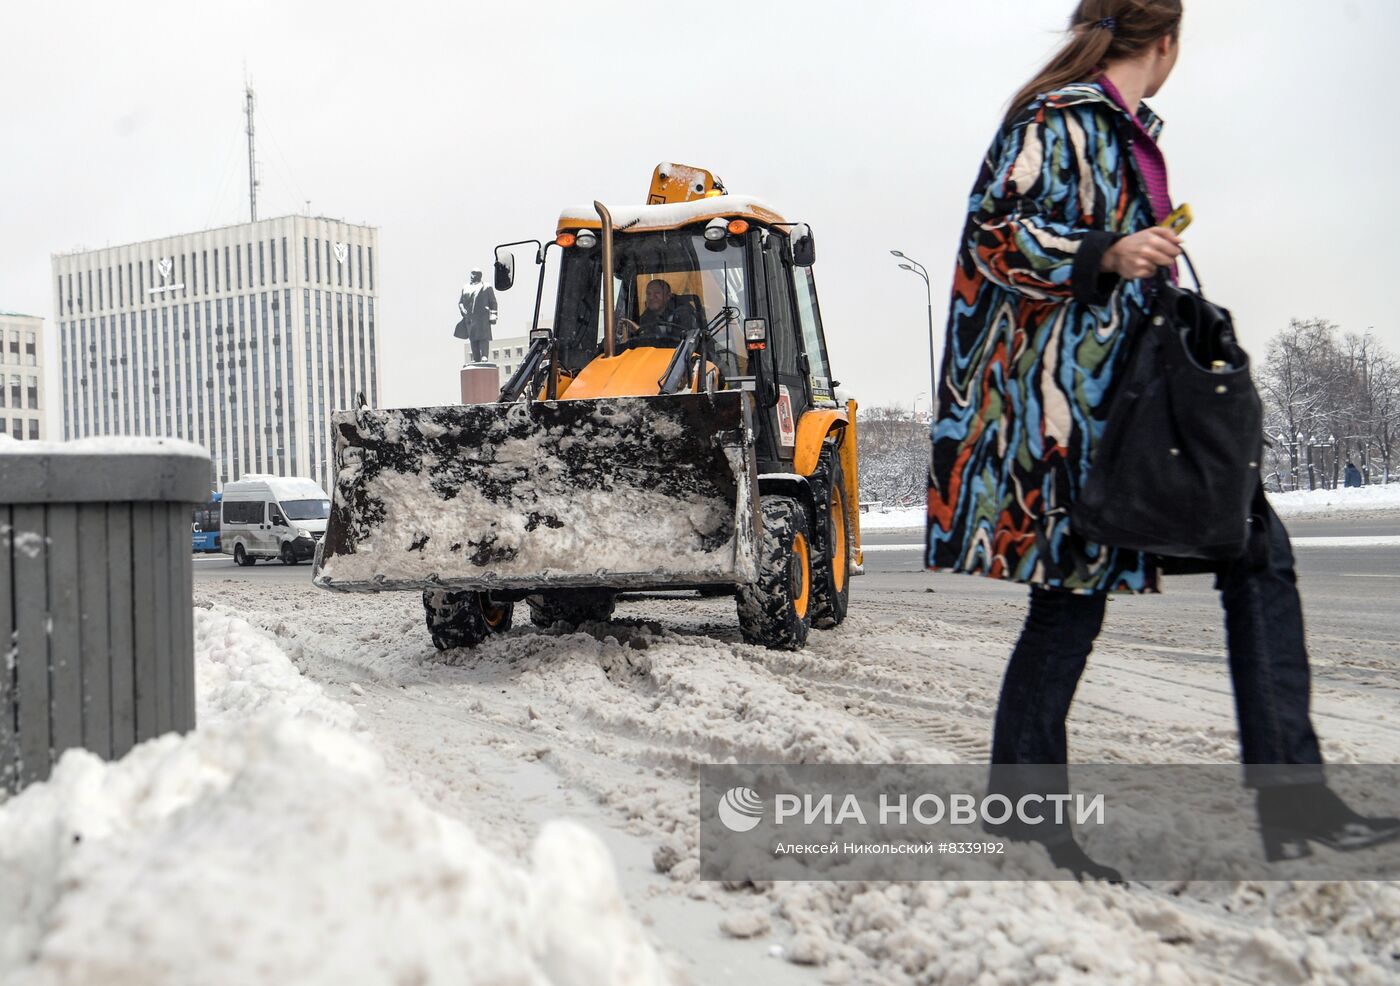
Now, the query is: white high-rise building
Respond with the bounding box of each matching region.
[52,216,380,491]
[0,311,47,441]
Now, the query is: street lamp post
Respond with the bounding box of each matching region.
[891,250,937,405]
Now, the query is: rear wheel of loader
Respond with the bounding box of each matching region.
[422,589,514,651]
[527,589,617,629]
[810,446,851,629]
[737,497,811,650]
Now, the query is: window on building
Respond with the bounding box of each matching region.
[247,244,254,291]
[236,244,243,289]
[28,375,38,410]
[314,238,321,283]
[356,295,367,397]
[28,419,38,440]
[180,256,187,297]
[259,242,266,286]
[357,245,364,290]
[225,247,231,291]
[98,267,104,309]
[282,237,289,284]
[367,297,376,403]
[368,246,374,291]
[202,252,209,295]
[9,375,20,408]
[269,240,276,284]
[11,418,19,440]
[304,237,310,281]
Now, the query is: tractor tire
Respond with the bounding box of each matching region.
[527,589,617,628]
[809,446,852,629]
[736,496,811,650]
[423,589,514,651]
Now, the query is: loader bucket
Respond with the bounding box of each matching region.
[312,392,760,593]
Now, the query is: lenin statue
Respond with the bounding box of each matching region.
[454,268,498,363]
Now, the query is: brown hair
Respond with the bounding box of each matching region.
[1005,0,1183,125]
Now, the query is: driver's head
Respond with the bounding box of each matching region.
[469,268,483,282]
[644,279,673,313]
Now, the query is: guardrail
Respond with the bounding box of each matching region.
[1,438,210,794]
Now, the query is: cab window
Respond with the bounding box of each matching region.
[792,267,834,405]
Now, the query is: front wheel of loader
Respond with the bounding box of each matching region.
[810,446,852,629]
[737,497,811,650]
[527,589,617,629]
[423,589,514,651]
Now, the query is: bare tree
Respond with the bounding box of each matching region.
[1258,319,1400,490]
[857,405,929,507]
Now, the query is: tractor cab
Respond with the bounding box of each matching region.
[497,163,840,475]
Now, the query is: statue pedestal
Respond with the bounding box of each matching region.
[460,363,500,405]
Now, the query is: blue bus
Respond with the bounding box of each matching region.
[192,492,222,553]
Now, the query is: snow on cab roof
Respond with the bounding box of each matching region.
[557,194,787,233]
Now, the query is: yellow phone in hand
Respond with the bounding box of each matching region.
[1161,203,1193,234]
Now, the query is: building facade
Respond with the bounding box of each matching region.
[0,312,46,441]
[52,216,380,492]
[473,334,530,378]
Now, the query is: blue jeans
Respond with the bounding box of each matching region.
[991,500,1324,790]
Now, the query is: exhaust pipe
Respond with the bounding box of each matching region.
[595,200,616,359]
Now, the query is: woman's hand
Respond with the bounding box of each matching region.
[1102,227,1182,279]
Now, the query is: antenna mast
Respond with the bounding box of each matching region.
[244,82,259,223]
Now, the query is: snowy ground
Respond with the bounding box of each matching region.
[861,483,1400,532]
[4,533,1400,983]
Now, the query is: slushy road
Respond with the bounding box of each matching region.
[197,516,1400,657]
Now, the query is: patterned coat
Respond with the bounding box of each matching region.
[927,82,1166,593]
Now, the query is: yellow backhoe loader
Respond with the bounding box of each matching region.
[313,163,862,650]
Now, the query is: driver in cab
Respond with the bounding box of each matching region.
[619,279,697,343]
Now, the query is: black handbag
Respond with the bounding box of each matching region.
[1070,253,1264,560]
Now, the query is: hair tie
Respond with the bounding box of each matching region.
[1096,16,1118,32]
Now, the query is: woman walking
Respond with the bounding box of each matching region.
[927,0,1399,878]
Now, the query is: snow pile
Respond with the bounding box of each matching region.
[772,880,1400,984]
[0,609,672,986]
[1268,483,1400,519]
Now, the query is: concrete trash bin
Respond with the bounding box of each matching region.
[0,436,211,794]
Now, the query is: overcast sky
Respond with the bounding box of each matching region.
[3,0,1396,436]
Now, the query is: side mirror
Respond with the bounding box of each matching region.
[790,223,816,267]
[494,248,515,292]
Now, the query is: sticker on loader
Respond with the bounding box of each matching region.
[777,386,796,448]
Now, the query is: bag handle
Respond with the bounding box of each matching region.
[1150,246,1203,297]
[1178,248,1203,295]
